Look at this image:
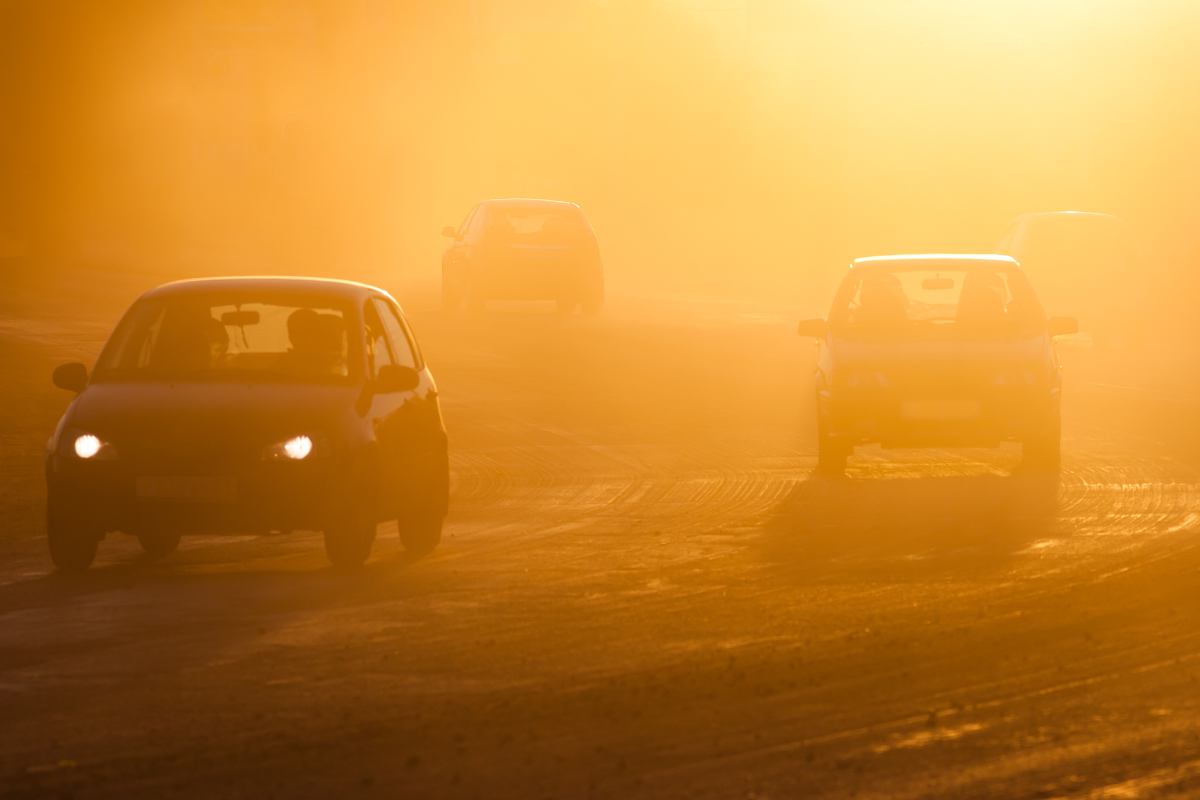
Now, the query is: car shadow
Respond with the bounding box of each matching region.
[758,468,1061,582]
[0,534,437,617]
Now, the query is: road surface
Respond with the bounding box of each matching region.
[1,282,1198,798]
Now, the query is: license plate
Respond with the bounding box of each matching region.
[136,476,237,503]
[900,399,981,421]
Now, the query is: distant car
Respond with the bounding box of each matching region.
[45,277,449,571]
[441,198,603,314]
[797,254,1077,474]
[996,210,1135,345]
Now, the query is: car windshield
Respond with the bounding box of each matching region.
[484,206,590,246]
[830,265,1045,341]
[93,292,356,383]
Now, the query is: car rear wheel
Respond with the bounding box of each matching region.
[816,409,850,476]
[441,271,464,312]
[1022,406,1062,473]
[46,494,100,572]
[137,531,182,558]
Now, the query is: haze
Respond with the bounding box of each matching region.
[2,2,1199,798]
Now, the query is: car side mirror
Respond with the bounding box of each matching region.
[797,319,827,338]
[441,226,458,239]
[1048,316,1079,337]
[374,364,420,393]
[53,362,89,393]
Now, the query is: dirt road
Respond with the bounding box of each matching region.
[1,284,1199,798]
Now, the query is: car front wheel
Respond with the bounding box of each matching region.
[398,509,442,556]
[137,531,182,559]
[47,493,100,572]
[324,518,375,570]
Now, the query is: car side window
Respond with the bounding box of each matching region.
[363,301,395,379]
[467,205,489,241]
[458,204,478,239]
[370,298,418,370]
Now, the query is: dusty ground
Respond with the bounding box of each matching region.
[1,275,1199,799]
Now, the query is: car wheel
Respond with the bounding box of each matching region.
[467,286,487,313]
[581,290,603,316]
[399,509,443,555]
[1022,406,1062,473]
[399,449,448,555]
[46,494,100,572]
[137,531,182,558]
[816,409,850,476]
[441,271,464,312]
[323,517,375,570]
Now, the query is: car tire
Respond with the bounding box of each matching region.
[46,494,100,572]
[442,271,464,312]
[581,288,603,316]
[1022,406,1062,473]
[467,286,487,314]
[137,531,182,558]
[816,410,850,476]
[323,518,375,570]
[398,449,449,555]
[399,509,443,555]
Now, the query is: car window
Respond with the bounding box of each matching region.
[370,298,418,370]
[94,293,353,383]
[482,205,590,246]
[467,205,490,240]
[458,204,479,239]
[363,301,395,380]
[832,266,1044,340]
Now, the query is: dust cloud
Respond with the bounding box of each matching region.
[3,0,1199,327]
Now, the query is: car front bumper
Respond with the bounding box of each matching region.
[45,454,361,536]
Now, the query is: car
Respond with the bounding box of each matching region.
[45,276,450,571]
[995,210,1136,346]
[797,254,1078,474]
[441,198,603,314]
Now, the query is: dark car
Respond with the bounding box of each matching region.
[45,276,449,571]
[441,198,603,314]
[996,210,1139,348]
[797,254,1078,474]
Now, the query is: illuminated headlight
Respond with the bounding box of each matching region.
[263,435,320,461]
[68,433,117,460]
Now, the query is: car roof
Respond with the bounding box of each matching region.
[1010,210,1119,223]
[851,253,1021,269]
[481,197,581,209]
[141,275,392,302]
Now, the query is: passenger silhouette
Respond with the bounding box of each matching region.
[856,273,908,326]
[958,272,1008,328]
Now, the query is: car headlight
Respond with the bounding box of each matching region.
[262,434,326,461]
[64,431,117,461]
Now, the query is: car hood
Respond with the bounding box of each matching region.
[61,381,360,451]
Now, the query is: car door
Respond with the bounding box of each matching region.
[443,204,479,279]
[363,298,415,518]
[366,296,443,519]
